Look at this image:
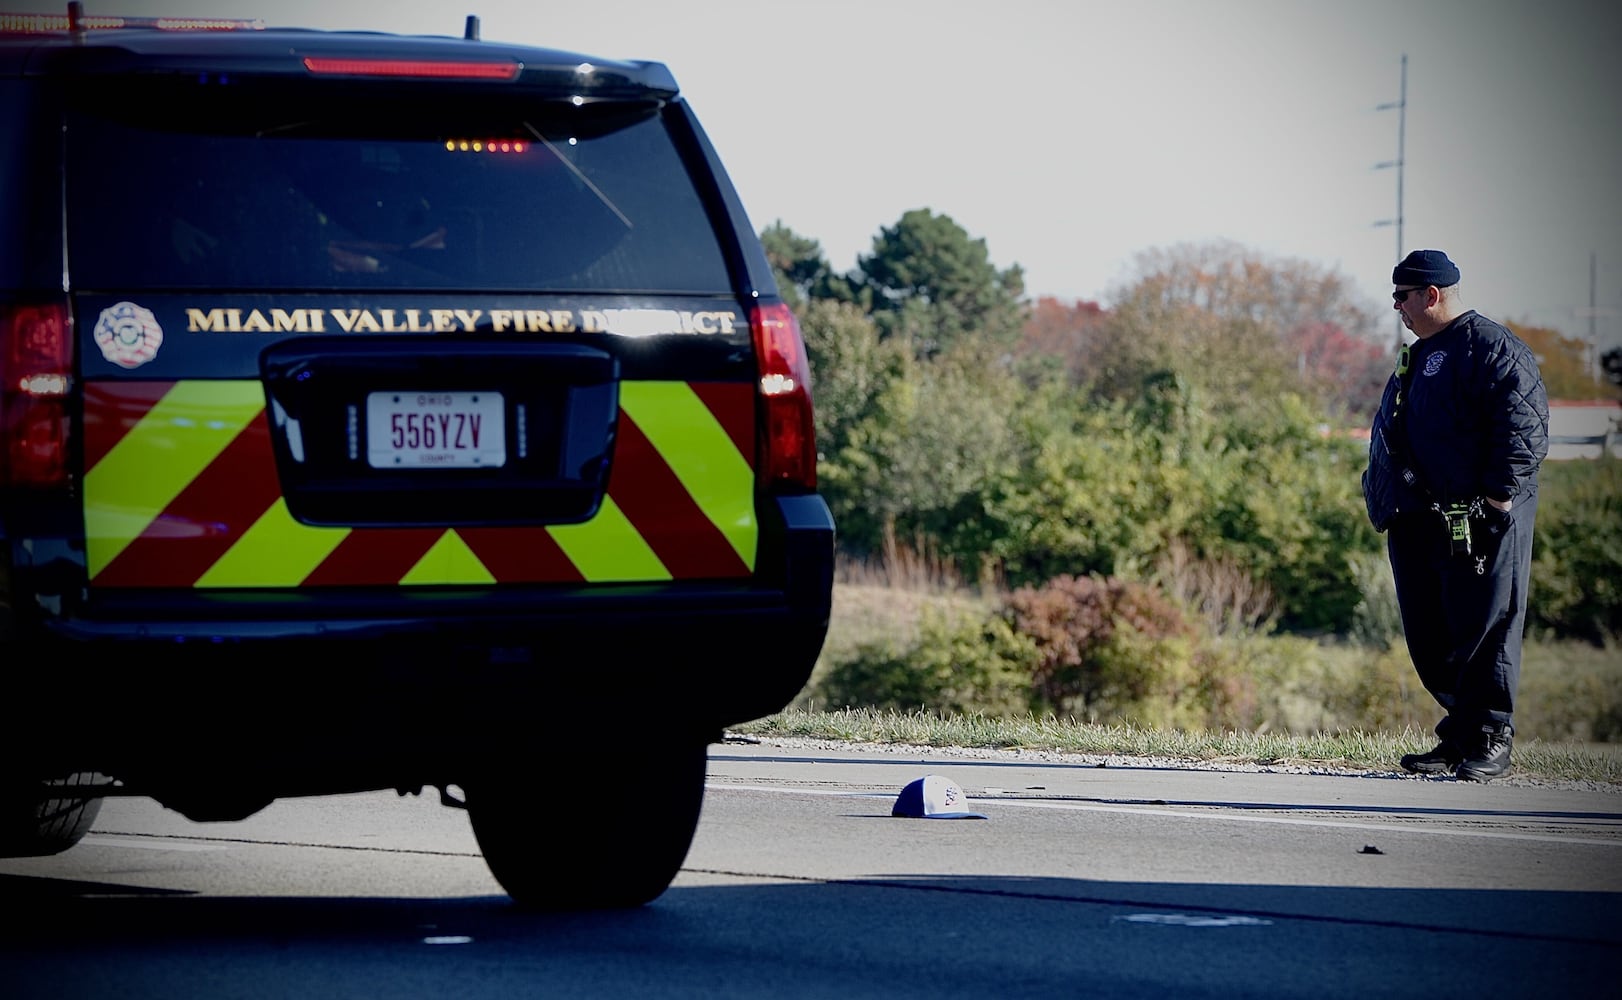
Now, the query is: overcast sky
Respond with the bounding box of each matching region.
[14,0,1622,353]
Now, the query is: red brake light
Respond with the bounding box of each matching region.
[750,302,817,492]
[1,301,74,488]
[303,57,521,81]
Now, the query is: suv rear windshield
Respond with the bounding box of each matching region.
[63,83,732,294]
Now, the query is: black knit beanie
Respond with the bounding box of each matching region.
[1392,249,1460,287]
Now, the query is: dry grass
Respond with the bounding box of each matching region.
[790,544,1621,784]
[794,543,996,710]
[734,708,1622,786]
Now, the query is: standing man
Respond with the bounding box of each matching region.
[1361,250,1549,782]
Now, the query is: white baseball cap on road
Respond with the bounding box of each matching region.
[891,775,987,820]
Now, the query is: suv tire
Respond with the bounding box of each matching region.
[0,772,104,858]
[467,740,708,910]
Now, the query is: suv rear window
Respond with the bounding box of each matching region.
[64,84,732,294]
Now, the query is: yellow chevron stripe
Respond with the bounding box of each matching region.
[619,381,757,569]
[405,531,497,584]
[195,498,348,587]
[548,494,669,581]
[84,381,265,579]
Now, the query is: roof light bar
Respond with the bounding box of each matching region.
[303,57,522,81]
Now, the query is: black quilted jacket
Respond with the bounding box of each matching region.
[1362,311,1549,532]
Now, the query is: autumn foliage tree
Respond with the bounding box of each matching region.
[1510,320,1614,400]
[1284,320,1389,420]
[1083,241,1389,420]
[1012,295,1109,385]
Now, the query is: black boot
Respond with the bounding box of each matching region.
[1400,740,1463,775]
[1457,725,1514,783]
[1401,717,1463,775]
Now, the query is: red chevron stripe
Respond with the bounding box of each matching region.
[689,381,755,467]
[92,410,280,587]
[82,381,175,473]
[610,410,748,579]
[302,528,443,586]
[458,527,585,584]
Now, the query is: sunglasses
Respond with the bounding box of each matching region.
[1393,286,1430,303]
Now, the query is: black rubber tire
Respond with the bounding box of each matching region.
[0,772,104,858]
[468,740,707,910]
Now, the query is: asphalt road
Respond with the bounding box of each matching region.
[2,739,1618,999]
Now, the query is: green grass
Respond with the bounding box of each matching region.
[732,707,1622,786]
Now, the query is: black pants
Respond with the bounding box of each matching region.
[1386,492,1538,734]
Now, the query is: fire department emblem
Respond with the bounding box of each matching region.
[1422,351,1446,377]
[94,301,164,369]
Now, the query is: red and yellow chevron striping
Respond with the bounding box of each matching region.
[82,379,757,587]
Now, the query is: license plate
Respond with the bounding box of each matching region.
[366,391,506,469]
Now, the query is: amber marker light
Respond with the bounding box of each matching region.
[444,140,527,154]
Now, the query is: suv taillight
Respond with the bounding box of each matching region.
[1,301,73,488]
[749,301,816,492]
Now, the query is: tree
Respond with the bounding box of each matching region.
[1095,240,1387,417]
[1014,295,1110,387]
[1511,320,1613,400]
[856,208,1026,358]
[820,340,1024,563]
[760,220,825,312]
[1091,279,1296,411]
[1283,320,1390,421]
[1112,240,1380,341]
[759,220,864,312]
[797,298,907,472]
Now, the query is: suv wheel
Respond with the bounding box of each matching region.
[0,772,104,857]
[468,740,707,910]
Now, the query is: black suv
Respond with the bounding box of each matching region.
[0,6,833,908]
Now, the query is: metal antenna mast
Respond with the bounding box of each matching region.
[1375,54,1408,349]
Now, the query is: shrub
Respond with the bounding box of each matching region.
[812,605,1035,718]
[1190,638,1265,731]
[1517,638,1622,741]
[1208,632,1337,734]
[1090,626,1203,730]
[1003,574,1198,721]
[1314,639,1435,734]
[1347,551,1402,649]
[1153,539,1279,637]
[1529,456,1622,644]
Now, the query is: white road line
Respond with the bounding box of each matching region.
[81,835,229,852]
[706,782,1622,848]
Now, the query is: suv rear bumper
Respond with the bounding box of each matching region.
[4,496,833,805]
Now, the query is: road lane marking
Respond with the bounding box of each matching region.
[1114,913,1273,926]
[82,834,229,852]
[705,782,1622,848]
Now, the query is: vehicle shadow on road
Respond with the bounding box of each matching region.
[1,871,1617,1000]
